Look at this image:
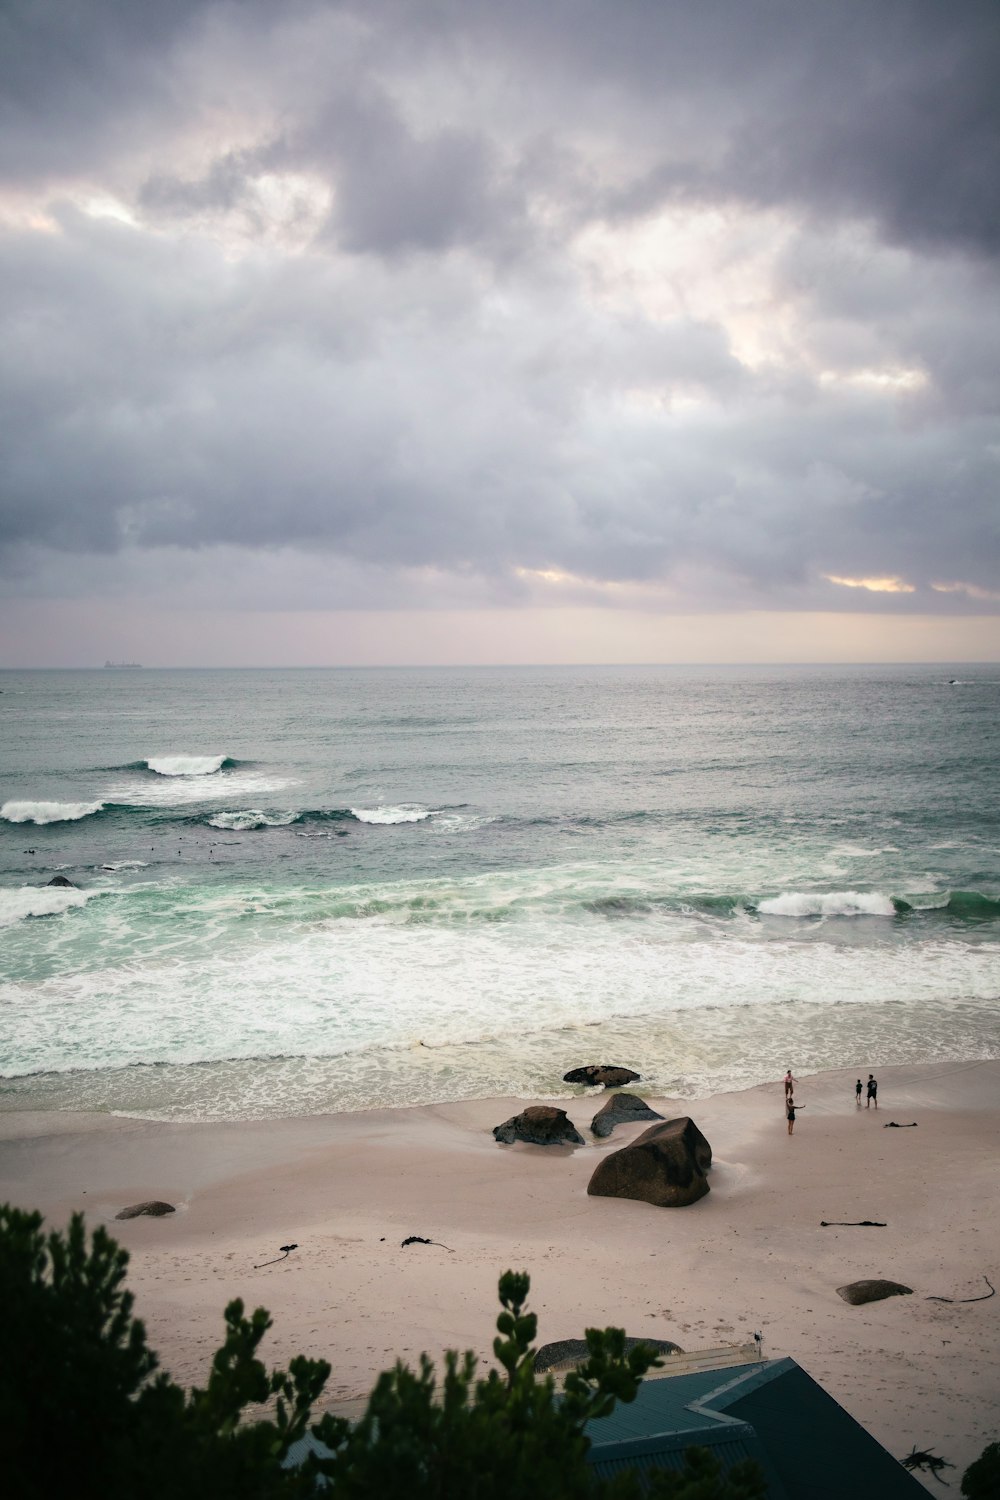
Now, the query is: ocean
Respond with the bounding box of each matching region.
[1,664,998,1121]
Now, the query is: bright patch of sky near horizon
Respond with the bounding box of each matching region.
[0,1,998,665]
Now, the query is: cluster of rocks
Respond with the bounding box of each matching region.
[492,1065,712,1208]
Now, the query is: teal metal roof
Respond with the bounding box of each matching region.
[585,1358,927,1499]
[585,1362,762,1444]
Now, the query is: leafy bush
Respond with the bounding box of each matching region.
[961,1439,1000,1499]
[0,1203,765,1499]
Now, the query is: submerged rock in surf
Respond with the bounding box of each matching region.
[493,1105,585,1147]
[587,1117,712,1207]
[563,1065,641,1088]
[591,1092,664,1138]
[46,874,77,888]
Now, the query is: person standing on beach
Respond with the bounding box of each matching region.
[866,1074,878,1109]
[786,1096,802,1135]
[855,1078,863,1106]
[784,1069,795,1099]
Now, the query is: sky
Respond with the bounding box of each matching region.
[1,0,999,666]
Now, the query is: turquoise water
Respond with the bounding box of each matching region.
[1,664,998,1119]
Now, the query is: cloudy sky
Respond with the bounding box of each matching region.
[2,0,998,666]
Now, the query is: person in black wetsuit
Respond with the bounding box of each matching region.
[866,1074,878,1109]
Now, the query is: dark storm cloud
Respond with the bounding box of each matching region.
[1,0,999,617]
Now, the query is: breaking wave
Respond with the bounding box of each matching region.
[757,890,899,918]
[351,804,435,825]
[207,810,301,831]
[143,755,235,776]
[0,885,93,927]
[1,800,105,825]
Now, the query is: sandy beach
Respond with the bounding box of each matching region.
[2,1059,997,1490]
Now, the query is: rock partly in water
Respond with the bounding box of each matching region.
[836,1279,913,1306]
[591,1092,664,1138]
[493,1105,585,1147]
[563,1065,641,1089]
[115,1201,176,1220]
[534,1336,683,1374]
[46,875,77,888]
[587,1117,712,1207]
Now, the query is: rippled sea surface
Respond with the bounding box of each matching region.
[2,664,997,1119]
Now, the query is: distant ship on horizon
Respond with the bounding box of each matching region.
[103,660,143,669]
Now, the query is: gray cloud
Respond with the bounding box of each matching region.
[1,0,998,626]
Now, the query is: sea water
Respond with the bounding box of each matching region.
[1,664,997,1120]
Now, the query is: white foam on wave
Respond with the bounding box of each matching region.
[146,755,227,777]
[351,804,434,825]
[0,885,92,927]
[99,861,149,871]
[208,810,300,831]
[107,772,294,806]
[758,890,897,918]
[1,799,104,824]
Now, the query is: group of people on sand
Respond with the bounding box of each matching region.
[781,1068,878,1134]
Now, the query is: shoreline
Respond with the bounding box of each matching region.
[2,1059,998,1490]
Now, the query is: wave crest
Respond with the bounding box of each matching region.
[351,804,434,825]
[208,810,300,831]
[0,885,92,927]
[1,799,104,825]
[758,890,897,918]
[145,755,231,776]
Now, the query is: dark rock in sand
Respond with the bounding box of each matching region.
[534,1335,683,1374]
[46,875,77,888]
[591,1092,664,1138]
[115,1201,176,1220]
[587,1117,712,1207]
[836,1279,913,1306]
[563,1065,641,1089]
[493,1105,585,1147]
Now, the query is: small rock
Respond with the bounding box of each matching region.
[836,1279,913,1306]
[115,1201,176,1220]
[563,1065,641,1088]
[493,1105,585,1146]
[534,1336,683,1373]
[591,1092,664,1138]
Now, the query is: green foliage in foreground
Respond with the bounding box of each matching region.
[961,1439,1000,1499]
[0,1201,760,1498]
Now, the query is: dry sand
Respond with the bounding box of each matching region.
[2,1059,998,1491]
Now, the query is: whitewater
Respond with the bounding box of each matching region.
[1,663,998,1120]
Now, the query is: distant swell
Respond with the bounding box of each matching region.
[1,799,104,825]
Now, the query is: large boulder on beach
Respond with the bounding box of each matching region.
[534,1336,683,1374]
[493,1106,585,1147]
[563,1065,641,1089]
[587,1117,712,1207]
[115,1201,176,1220]
[591,1092,664,1138]
[836,1279,913,1306]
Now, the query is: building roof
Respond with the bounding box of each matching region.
[585,1357,928,1498]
